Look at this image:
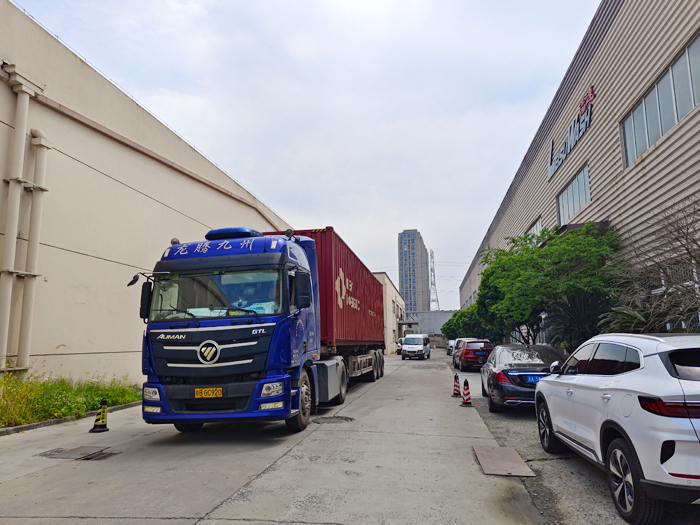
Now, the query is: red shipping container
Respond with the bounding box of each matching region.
[268,227,384,348]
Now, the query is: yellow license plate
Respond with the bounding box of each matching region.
[409,354,415,357]
[195,387,222,398]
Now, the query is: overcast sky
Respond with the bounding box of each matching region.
[14,0,600,309]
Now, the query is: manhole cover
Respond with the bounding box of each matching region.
[313,416,355,424]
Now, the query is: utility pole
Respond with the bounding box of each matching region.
[429,249,440,311]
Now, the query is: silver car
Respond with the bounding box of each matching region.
[536,333,700,524]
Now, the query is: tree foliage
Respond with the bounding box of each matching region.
[477,223,620,344]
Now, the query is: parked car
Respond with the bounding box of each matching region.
[447,340,456,356]
[397,337,404,352]
[481,344,565,413]
[535,334,700,525]
[401,334,431,360]
[453,339,493,371]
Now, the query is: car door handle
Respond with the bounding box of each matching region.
[566,389,574,396]
[601,394,612,401]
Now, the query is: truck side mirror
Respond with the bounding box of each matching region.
[295,272,312,310]
[140,281,153,320]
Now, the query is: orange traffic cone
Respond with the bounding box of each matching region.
[460,379,473,407]
[452,374,460,397]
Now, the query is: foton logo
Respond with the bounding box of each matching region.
[157,334,186,340]
[335,267,360,311]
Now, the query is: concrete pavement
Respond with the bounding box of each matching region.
[0,353,543,524]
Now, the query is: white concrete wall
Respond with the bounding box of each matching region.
[0,2,290,383]
[373,272,405,355]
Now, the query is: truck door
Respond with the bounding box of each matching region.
[288,269,305,365]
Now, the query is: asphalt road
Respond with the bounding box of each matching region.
[445,350,700,525]
[0,353,543,525]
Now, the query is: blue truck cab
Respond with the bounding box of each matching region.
[134,227,327,432]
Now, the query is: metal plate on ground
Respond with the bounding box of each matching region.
[313,416,355,424]
[35,446,107,460]
[473,446,535,477]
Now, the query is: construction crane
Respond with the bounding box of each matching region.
[429,249,440,311]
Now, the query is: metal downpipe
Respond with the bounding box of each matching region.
[0,85,32,368]
[17,129,51,368]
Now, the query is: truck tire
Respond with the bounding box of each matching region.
[379,353,385,377]
[174,422,203,433]
[330,364,348,405]
[368,357,378,382]
[285,369,311,432]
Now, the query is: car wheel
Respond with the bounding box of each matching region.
[481,379,487,397]
[402,355,406,360]
[459,359,466,372]
[606,438,664,525]
[537,401,567,453]
[488,391,503,413]
[427,352,431,360]
[174,422,203,433]
[419,355,425,360]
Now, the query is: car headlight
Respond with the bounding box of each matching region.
[261,381,284,397]
[143,387,160,401]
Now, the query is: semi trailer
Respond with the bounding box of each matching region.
[131,226,385,432]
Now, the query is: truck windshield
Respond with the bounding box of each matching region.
[149,269,283,322]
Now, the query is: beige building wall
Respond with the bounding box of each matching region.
[460,0,700,305]
[0,2,290,383]
[373,272,405,355]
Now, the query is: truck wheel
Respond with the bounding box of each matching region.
[330,364,347,405]
[369,357,378,382]
[379,354,385,377]
[285,369,311,432]
[174,422,203,433]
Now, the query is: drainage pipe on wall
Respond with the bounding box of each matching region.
[17,129,51,369]
[0,82,34,368]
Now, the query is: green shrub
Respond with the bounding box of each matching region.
[0,373,140,428]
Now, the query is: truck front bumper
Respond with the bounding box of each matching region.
[141,375,298,424]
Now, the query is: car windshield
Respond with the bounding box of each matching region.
[498,347,562,367]
[404,337,423,345]
[467,342,492,349]
[150,269,283,322]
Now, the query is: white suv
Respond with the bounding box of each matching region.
[535,333,700,525]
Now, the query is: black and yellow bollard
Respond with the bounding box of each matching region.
[89,398,110,433]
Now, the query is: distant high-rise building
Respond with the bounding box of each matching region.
[397,230,430,312]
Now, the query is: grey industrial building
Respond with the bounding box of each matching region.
[398,229,430,312]
[460,0,700,308]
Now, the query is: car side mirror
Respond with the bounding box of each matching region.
[140,281,152,320]
[549,361,561,374]
[295,272,312,310]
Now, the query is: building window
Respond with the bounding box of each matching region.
[622,35,700,167]
[527,218,542,237]
[558,166,590,225]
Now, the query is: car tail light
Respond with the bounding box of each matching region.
[494,371,511,384]
[638,396,700,418]
[669,473,700,480]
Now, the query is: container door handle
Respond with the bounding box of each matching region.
[601,393,612,401]
[566,389,574,396]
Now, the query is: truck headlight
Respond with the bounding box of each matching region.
[143,387,160,401]
[143,406,161,413]
[261,381,284,397]
[259,401,284,410]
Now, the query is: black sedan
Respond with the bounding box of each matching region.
[480,344,566,413]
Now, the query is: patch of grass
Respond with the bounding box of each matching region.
[0,373,141,428]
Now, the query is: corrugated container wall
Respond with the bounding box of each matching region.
[296,228,384,347]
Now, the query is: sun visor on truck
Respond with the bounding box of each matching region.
[153,253,287,273]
